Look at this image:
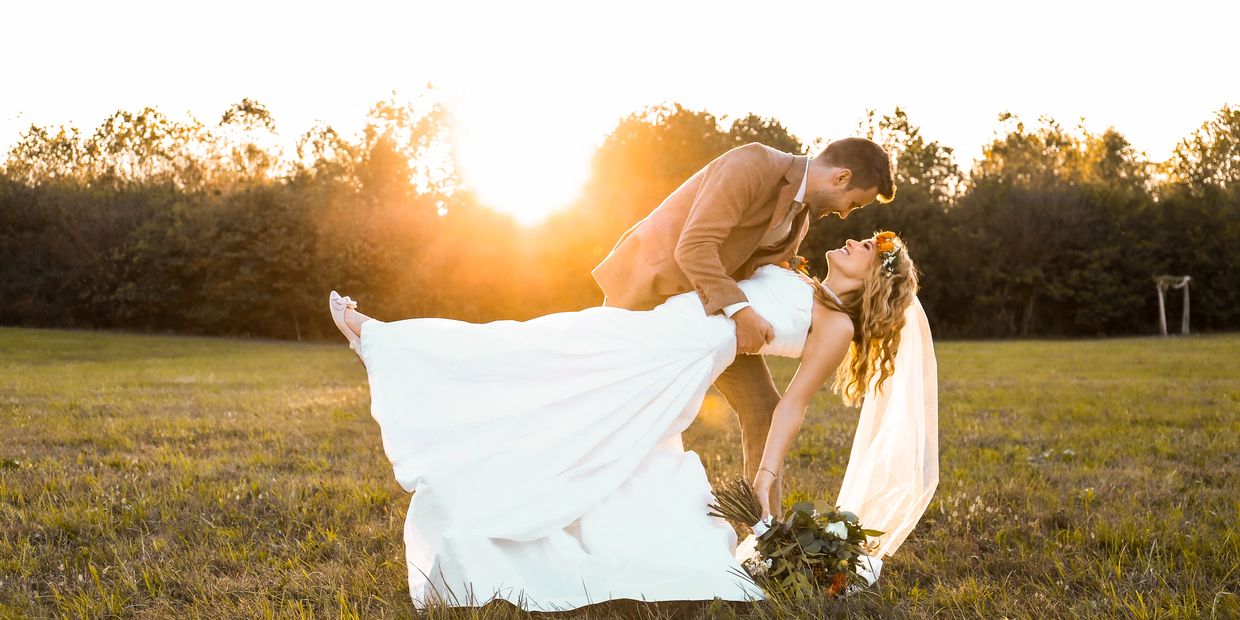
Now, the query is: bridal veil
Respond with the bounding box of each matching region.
[835,295,939,559]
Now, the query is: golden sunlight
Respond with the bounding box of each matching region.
[450,102,595,226]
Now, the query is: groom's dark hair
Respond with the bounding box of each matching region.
[817,137,896,204]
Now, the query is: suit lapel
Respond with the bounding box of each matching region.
[763,153,808,235]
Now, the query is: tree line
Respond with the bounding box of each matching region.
[1,91,1236,340]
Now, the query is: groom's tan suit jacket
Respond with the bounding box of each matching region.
[592,142,811,314]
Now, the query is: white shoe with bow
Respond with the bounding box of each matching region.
[329,290,361,353]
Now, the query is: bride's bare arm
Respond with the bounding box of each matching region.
[752,297,854,518]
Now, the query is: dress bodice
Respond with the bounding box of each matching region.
[657,264,815,358]
[739,265,816,357]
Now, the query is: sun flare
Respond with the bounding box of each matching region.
[451,104,594,226]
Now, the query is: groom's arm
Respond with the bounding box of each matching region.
[674,143,766,315]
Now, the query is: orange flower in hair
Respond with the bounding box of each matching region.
[873,231,902,278]
[875,231,897,254]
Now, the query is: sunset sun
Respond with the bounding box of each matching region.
[449,98,595,225]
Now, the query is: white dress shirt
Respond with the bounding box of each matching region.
[723,155,810,318]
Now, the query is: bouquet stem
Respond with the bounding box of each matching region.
[706,477,763,528]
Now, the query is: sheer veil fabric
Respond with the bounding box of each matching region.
[835,295,939,558]
[736,295,938,584]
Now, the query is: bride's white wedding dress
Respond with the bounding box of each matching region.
[353,264,813,611]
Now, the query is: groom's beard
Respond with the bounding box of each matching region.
[808,191,835,219]
[811,188,849,220]
[805,200,825,220]
[808,199,838,219]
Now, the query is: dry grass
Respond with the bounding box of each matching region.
[1,327,1237,619]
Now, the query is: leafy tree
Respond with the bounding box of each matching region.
[1,97,1236,339]
[1167,104,1240,193]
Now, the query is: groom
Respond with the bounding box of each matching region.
[591,138,895,514]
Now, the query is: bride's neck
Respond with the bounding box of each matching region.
[822,272,860,302]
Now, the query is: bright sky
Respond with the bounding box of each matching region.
[2,0,1235,224]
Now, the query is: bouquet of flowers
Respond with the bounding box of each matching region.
[707,477,883,600]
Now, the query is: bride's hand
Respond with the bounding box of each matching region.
[753,470,775,521]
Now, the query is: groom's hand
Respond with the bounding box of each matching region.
[733,307,774,354]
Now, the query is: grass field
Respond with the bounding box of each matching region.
[1,327,1237,619]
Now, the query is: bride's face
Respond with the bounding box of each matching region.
[825,237,878,280]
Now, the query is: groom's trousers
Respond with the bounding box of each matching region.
[712,353,784,518]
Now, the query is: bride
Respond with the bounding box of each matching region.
[328,232,937,612]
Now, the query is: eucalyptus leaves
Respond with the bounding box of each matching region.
[708,477,883,600]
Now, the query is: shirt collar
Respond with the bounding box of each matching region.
[793,155,810,204]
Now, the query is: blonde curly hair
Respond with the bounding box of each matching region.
[812,233,920,407]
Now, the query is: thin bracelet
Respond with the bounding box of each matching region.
[757,467,777,478]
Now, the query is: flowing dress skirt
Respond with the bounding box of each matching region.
[356,292,771,611]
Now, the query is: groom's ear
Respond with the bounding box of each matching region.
[833,167,853,187]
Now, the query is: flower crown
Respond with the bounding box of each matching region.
[875,231,902,278]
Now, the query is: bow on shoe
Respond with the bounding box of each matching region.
[329,291,362,352]
[332,295,358,312]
